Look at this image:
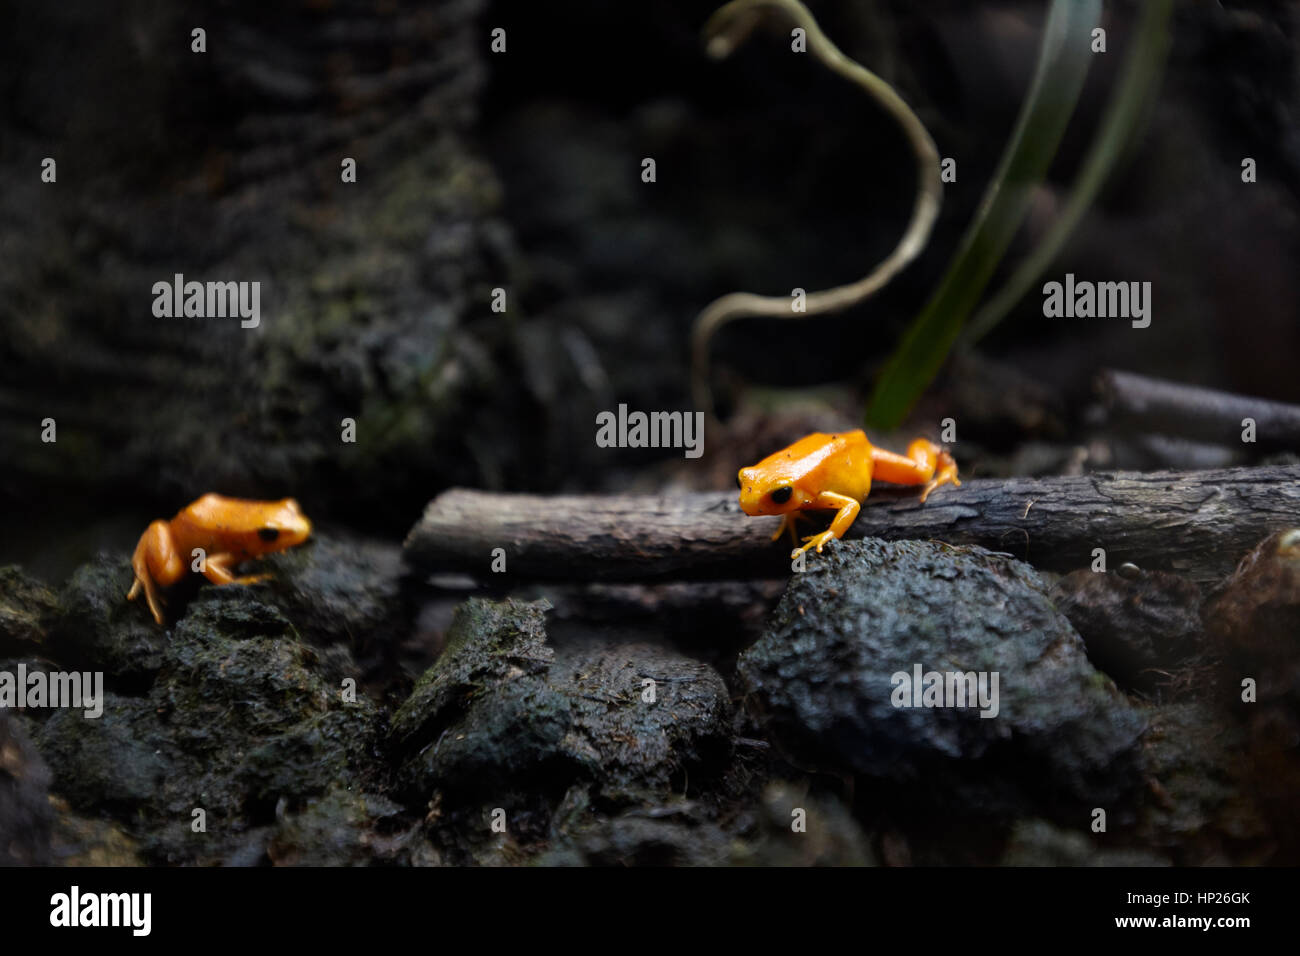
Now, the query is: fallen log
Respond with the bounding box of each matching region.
[405,465,1300,587]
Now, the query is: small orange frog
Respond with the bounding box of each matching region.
[738,431,959,559]
[127,494,312,625]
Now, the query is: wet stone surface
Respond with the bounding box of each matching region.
[738,539,1148,817]
[0,709,53,865]
[5,526,1296,864]
[1050,566,1205,693]
[1205,528,1300,702]
[389,598,732,805]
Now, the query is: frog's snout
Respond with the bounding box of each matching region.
[737,468,763,515]
[276,498,312,547]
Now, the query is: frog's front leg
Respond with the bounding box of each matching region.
[791,492,860,559]
[202,553,272,587]
[128,520,185,626]
[771,511,806,546]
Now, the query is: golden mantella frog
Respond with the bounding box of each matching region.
[738,430,959,559]
[127,494,312,625]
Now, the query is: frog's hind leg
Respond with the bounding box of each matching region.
[202,553,271,587]
[871,439,960,503]
[128,520,181,626]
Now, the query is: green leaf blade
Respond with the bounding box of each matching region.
[865,0,1103,429]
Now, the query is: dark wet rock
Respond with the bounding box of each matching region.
[1136,701,1273,863]
[534,579,786,658]
[388,597,558,757]
[174,586,298,642]
[542,809,733,866]
[390,597,731,806]
[36,693,171,811]
[44,531,405,695]
[543,780,872,867]
[1001,819,1171,866]
[729,782,875,867]
[424,787,574,866]
[0,566,57,656]
[1188,527,1300,860]
[0,709,53,865]
[1204,528,1300,701]
[20,540,410,865]
[161,608,329,733]
[541,784,732,866]
[261,533,408,652]
[552,637,732,800]
[738,539,1147,815]
[48,795,143,866]
[0,658,62,730]
[47,554,173,690]
[1050,567,1204,692]
[1234,705,1300,859]
[267,788,435,867]
[34,604,381,865]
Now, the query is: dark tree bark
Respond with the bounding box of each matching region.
[0,0,518,530]
[406,465,1300,586]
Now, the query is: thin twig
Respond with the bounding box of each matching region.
[690,0,942,419]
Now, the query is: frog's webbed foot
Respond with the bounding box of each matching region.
[220,573,271,586]
[791,529,838,560]
[771,511,806,545]
[127,572,167,626]
[919,450,961,503]
[203,553,271,587]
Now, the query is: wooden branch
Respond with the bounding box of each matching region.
[405,465,1300,586]
[1099,368,1300,450]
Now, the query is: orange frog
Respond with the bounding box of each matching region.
[738,431,959,559]
[127,494,312,625]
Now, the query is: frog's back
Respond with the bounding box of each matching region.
[806,430,873,500]
[178,494,253,529]
[171,494,276,552]
[757,430,867,482]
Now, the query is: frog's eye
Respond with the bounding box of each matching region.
[258,527,281,542]
[770,486,792,504]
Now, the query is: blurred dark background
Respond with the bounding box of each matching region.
[2,0,1297,580]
